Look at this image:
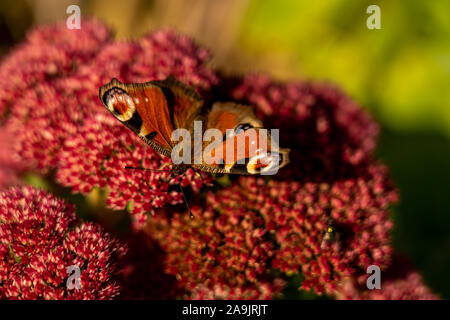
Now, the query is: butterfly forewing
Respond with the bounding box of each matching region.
[100,78,177,156]
[156,76,204,131]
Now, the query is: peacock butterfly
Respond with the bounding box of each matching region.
[99,76,290,177]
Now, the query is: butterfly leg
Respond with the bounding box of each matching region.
[158,162,171,171]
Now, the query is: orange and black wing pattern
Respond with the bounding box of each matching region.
[195,102,290,175]
[99,77,290,175]
[155,76,204,131]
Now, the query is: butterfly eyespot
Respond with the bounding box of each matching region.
[103,87,135,121]
[246,152,282,175]
[103,87,125,105]
[234,123,253,134]
[225,123,254,141]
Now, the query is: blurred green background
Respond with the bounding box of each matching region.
[1,0,449,298]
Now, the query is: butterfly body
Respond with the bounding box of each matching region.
[99,76,290,176]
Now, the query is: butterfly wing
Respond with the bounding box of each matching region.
[99,77,204,158]
[155,76,204,131]
[99,77,290,175]
[196,102,290,175]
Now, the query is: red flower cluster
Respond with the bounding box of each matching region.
[0,20,111,174]
[0,19,215,225]
[230,75,380,180]
[0,19,438,300]
[141,73,399,298]
[146,165,396,298]
[147,192,286,299]
[56,113,198,227]
[336,256,438,300]
[0,186,125,299]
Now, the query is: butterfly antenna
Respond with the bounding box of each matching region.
[192,167,208,183]
[124,166,170,173]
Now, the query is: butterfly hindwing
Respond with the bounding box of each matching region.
[196,102,290,175]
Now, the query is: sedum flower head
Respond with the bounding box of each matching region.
[336,256,439,300]
[0,20,438,300]
[0,20,216,225]
[0,186,125,299]
[146,166,396,298]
